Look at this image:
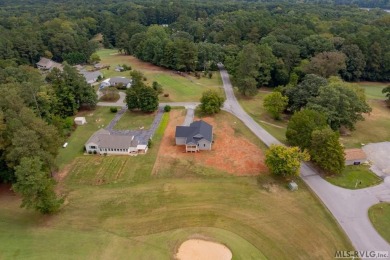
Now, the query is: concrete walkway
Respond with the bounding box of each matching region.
[217,64,390,256]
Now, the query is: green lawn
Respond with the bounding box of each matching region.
[369,203,390,244]
[55,107,116,169]
[238,91,287,143]
[340,100,390,148]
[325,165,382,189]
[113,111,156,131]
[96,49,223,102]
[356,82,387,100]
[0,111,354,259]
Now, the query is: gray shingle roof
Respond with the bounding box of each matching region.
[80,70,102,83]
[86,129,138,149]
[109,77,132,85]
[175,120,213,145]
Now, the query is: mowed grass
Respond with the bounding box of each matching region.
[238,91,288,143]
[0,111,354,259]
[96,49,223,102]
[325,165,382,189]
[55,107,116,169]
[369,203,390,244]
[66,112,169,186]
[356,82,388,100]
[0,177,353,259]
[340,100,390,148]
[114,111,156,130]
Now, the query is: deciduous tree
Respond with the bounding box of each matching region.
[286,109,328,150]
[13,157,63,214]
[263,92,288,120]
[304,51,346,78]
[310,128,345,175]
[265,145,310,178]
[200,90,225,115]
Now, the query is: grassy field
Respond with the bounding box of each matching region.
[368,203,390,244]
[340,99,390,148]
[238,91,288,143]
[55,107,116,169]
[325,165,382,189]
[95,49,223,102]
[356,82,387,100]
[0,111,354,259]
[113,111,156,130]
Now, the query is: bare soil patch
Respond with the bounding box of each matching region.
[153,110,267,176]
[175,239,232,260]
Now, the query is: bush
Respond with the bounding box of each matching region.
[143,77,147,81]
[208,72,213,79]
[164,105,171,112]
[88,151,92,154]
[93,150,97,154]
[147,139,153,148]
[110,107,118,113]
[152,81,164,94]
[122,64,132,71]
[164,93,169,97]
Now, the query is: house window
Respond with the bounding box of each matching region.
[90,146,96,149]
[204,144,206,147]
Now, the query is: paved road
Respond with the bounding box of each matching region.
[218,64,390,256]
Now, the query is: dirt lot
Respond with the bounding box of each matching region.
[153,110,267,176]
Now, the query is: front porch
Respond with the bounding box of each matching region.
[186,144,199,153]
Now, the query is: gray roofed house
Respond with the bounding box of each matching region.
[85,129,148,155]
[79,70,103,84]
[175,120,213,152]
[36,57,63,71]
[99,77,132,89]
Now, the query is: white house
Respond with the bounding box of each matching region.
[74,117,87,125]
[85,129,148,155]
[99,77,132,89]
[175,120,213,152]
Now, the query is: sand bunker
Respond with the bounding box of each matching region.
[175,239,232,260]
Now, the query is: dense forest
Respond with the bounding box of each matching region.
[0,0,390,212]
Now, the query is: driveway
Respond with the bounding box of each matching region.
[218,64,390,255]
[363,142,390,176]
[97,91,126,107]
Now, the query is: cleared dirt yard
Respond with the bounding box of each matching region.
[153,110,267,176]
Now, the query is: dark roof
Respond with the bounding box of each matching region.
[175,120,212,144]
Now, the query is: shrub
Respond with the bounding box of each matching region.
[93,150,97,154]
[148,138,153,148]
[110,107,118,113]
[164,105,171,112]
[143,77,147,81]
[164,93,169,97]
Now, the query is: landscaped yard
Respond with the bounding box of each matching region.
[238,91,288,143]
[55,107,116,169]
[113,111,156,130]
[369,203,390,244]
[0,110,354,259]
[325,165,382,189]
[95,49,223,102]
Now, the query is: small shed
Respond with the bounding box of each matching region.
[288,181,298,191]
[74,117,87,125]
[345,148,367,166]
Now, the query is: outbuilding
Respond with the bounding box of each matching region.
[74,117,87,125]
[345,148,368,166]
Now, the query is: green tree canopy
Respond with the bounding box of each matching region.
[200,90,225,115]
[307,82,371,130]
[263,92,288,120]
[286,109,328,150]
[310,128,345,175]
[265,145,310,178]
[13,157,63,214]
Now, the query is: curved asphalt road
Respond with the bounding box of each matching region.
[218,64,390,256]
